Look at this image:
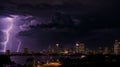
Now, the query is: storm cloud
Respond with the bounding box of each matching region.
[0,0,120,50]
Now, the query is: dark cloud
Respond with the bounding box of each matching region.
[0,0,120,16]
[0,0,120,49]
[22,12,120,33]
[17,10,120,49]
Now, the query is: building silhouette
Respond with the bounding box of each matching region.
[23,48,29,54]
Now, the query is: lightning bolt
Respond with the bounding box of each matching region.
[1,17,13,52]
[17,39,21,52]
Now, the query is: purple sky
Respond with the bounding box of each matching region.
[0,0,120,52]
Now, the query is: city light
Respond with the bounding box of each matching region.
[76,43,79,46]
[56,44,59,47]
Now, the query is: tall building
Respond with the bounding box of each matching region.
[103,47,109,55]
[97,47,103,54]
[75,43,79,53]
[53,43,63,54]
[23,48,29,54]
[75,43,85,54]
[47,45,52,53]
[114,40,120,55]
[79,43,85,54]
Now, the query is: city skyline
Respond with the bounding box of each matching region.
[0,0,120,67]
[1,39,120,56]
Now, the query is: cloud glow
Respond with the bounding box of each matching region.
[2,17,14,52]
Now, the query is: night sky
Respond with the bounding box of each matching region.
[0,0,120,52]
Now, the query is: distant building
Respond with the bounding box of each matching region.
[23,48,29,54]
[85,48,93,54]
[97,47,103,54]
[5,50,10,55]
[75,43,79,53]
[47,45,52,53]
[103,47,109,55]
[75,43,85,54]
[54,44,60,54]
[114,40,120,55]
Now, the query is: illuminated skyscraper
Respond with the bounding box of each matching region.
[75,43,85,54]
[114,40,120,55]
[75,43,79,53]
[53,43,63,54]
[79,43,85,54]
